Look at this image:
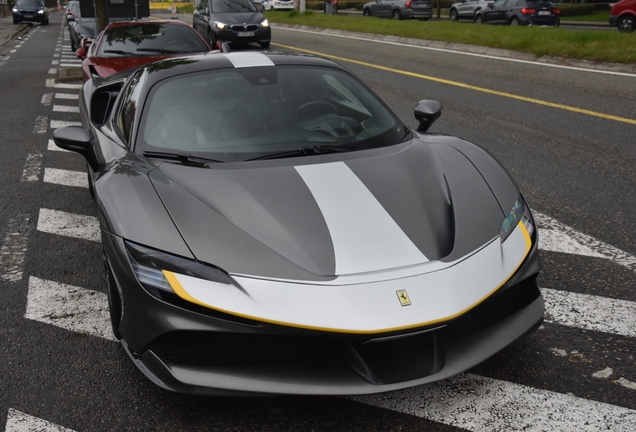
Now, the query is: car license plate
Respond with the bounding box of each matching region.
[538,11,550,15]
[25,14,33,18]
[237,31,255,37]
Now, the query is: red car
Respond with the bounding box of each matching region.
[77,20,212,81]
[610,0,636,32]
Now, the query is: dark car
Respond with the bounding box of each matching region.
[609,0,636,32]
[193,0,271,49]
[362,0,433,20]
[449,0,493,22]
[475,0,560,26]
[12,0,49,25]
[53,51,543,396]
[69,14,98,51]
[76,20,211,81]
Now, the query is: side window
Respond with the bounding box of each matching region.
[117,70,146,146]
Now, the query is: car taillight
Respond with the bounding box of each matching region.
[553,9,560,14]
[406,0,412,7]
[521,8,535,14]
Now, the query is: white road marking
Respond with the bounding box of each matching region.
[55,93,79,100]
[9,49,16,54]
[538,228,605,258]
[37,208,100,243]
[47,139,70,152]
[618,378,636,391]
[54,83,83,89]
[60,64,81,68]
[25,277,116,342]
[592,367,613,379]
[50,120,82,129]
[21,153,43,182]
[45,78,55,87]
[41,93,53,106]
[33,116,49,133]
[543,287,636,338]
[48,68,57,74]
[351,373,636,431]
[0,215,30,282]
[53,105,80,113]
[51,59,59,65]
[43,168,87,189]
[274,26,636,79]
[535,212,636,272]
[5,409,76,432]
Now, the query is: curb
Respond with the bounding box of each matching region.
[0,23,29,47]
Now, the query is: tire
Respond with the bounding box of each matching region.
[363,8,371,17]
[449,9,458,22]
[260,41,270,49]
[510,16,520,26]
[44,17,49,25]
[617,15,635,33]
[474,14,483,24]
[104,252,122,340]
[13,19,19,25]
[554,19,560,27]
[392,9,402,20]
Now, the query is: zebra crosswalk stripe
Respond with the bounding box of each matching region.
[5,408,76,432]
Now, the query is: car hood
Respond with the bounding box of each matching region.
[148,139,507,281]
[211,12,266,25]
[87,56,174,78]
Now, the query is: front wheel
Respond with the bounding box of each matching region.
[618,15,635,33]
[449,9,458,22]
[13,19,19,24]
[474,14,483,24]
[363,8,371,17]
[208,30,217,50]
[260,41,270,49]
[392,9,402,20]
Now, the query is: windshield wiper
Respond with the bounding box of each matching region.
[245,145,360,161]
[102,49,137,56]
[142,151,224,164]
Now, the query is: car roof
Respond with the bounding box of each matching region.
[135,51,350,88]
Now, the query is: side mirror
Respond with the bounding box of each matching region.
[53,127,101,172]
[487,3,493,8]
[82,37,93,50]
[414,100,442,133]
[76,46,86,60]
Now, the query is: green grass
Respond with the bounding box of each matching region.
[266,13,636,64]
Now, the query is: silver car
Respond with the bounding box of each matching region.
[449,0,493,21]
[362,0,433,20]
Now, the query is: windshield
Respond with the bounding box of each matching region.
[99,24,209,56]
[211,0,258,13]
[138,66,408,162]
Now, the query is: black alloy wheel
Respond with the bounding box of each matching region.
[475,14,483,24]
[363,8,372,16]
[208,29,217,49]
[449,9,458,21]
[618,15,635,33]
[510,16,520,25]
[392,9,402,20]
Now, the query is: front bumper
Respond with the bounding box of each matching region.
[609,15,619,27]
[212,26,271,45]
[13,11,47,23]
[104,227,543,396]
[403,8,433,19]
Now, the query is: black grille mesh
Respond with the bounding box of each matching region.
[149,332,342,368]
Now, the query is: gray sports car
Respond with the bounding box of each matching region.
[54,51,543,396]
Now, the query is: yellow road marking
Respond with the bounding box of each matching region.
[273,42,636,126]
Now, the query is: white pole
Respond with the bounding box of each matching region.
[300,0,305,13]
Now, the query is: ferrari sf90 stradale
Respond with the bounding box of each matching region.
[54,51,543,396]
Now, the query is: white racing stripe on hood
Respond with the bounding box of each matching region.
[295,161,428,275]
[222,52,274,68]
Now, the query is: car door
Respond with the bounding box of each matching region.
[482,0,507,23]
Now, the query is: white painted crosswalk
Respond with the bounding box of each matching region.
[5,409,76,432]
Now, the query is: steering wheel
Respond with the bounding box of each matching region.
[292,100,338,125]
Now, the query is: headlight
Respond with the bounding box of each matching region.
[260,19,269,27]
[213,21,228,30]
[500,196,535,243]
[125,241,231,296]
[12,7,18,12]
[38,10,45,14]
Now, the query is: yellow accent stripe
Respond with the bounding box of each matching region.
[164,223,533,335]
[272,42,636,126]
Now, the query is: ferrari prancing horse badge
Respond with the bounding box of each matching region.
[396,289,411,306]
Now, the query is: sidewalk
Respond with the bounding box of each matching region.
[0,14,30,47]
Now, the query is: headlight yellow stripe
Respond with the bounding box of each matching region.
[163,222,534,335]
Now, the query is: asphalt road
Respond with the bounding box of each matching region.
[0,11,635,432]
